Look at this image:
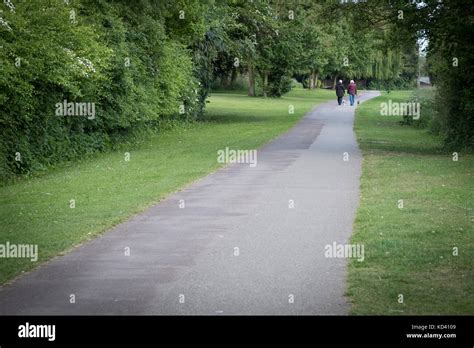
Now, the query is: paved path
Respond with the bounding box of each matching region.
[0,91,380,315]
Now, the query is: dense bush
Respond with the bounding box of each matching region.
[408,88,436,129]
[267,74,293,98]
[418,0,473,149]
[427,51,474,149]
[0,0,199,180]
[366,77,416,91]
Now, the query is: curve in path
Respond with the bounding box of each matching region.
[0,91,381,315]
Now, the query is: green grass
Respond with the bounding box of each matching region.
[0,87,334,284]
[348,90,474,315]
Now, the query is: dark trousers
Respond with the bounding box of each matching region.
[337,96,343,105]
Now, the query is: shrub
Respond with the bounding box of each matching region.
[0,0,199,181]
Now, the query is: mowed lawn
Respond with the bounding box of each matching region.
[0,88,334,284]
[348,90,474,314]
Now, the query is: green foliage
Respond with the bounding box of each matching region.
[0,0,199,180]
[405,88,436,129]
[424,0,474,149]
[346,0,474,148]
[267,74,292,98]
[1,0,470,180]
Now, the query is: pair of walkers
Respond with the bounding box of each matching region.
[335,79,357,106]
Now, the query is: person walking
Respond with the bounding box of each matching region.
[347,79,357,106]
[335,79,345,106]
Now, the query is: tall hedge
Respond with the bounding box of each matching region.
[0,0,198,180]
[425,0,474,149]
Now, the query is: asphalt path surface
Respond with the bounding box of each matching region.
[0,91,380,315]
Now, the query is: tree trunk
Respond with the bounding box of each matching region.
[221,73,230,88]
[309,69,318,89]
[333,75,337,89]
[248,66,256,97]
[417,54,421,88]
[263,72,268,97]
[230,68,237,88]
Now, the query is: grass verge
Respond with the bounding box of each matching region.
[348,90,473,314]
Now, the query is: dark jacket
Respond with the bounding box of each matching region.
[347,82,357,95]
[335,83,345,97]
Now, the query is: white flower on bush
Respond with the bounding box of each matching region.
[0,16,12,31]
[77,57,96,73]
[63,48,96,77]
[4,0,15,13]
